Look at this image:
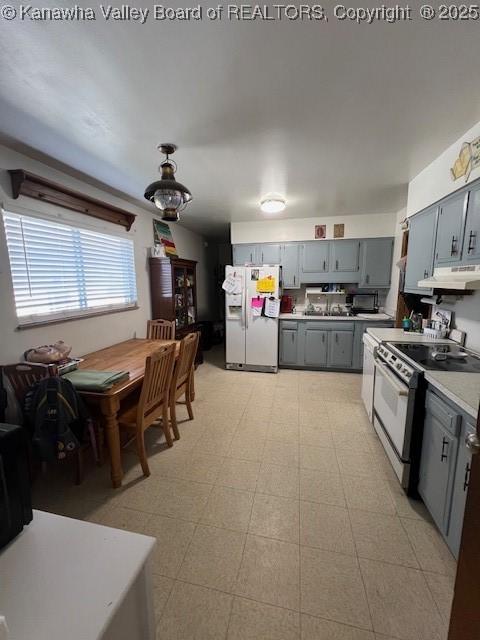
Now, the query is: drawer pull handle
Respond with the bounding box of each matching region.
[450,235,458,256]
[467,230,477,254]
[463,462,471,491]
[441,437,449,462]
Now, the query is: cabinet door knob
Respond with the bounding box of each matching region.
[293,275,296,285]
[323,260,326,270]
[335,260,339,270]
[366,274,370,284]
[466,432,480,454]
[424,269,429,278]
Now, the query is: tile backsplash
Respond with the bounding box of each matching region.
[434,291,480,352]
[283,285,388,313]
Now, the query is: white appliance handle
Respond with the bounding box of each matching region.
[375,359,409,397]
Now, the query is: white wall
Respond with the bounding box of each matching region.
[407,120,480,216]
[0,144,210,363]
[406,120,480,350]
[231,212,397,244]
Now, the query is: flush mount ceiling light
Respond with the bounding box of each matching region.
[144,143,192,222]
[260,196,286,214]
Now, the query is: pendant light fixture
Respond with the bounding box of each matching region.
[144,143,192,222]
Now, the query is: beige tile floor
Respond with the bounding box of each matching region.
[32,348,456,640]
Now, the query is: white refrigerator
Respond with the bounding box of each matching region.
[225,265,281,373]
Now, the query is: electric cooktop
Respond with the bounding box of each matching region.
[390,343,480,373]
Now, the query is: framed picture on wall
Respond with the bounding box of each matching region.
[334,223,345,238]
[314,224,326,239]
[153,219,178,257]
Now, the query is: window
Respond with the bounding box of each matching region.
[3,211,138,326]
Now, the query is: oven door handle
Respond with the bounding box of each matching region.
[375,359,409,397]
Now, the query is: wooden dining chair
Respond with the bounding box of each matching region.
[2,362,57,403]
[169,332,200,440]
[1,362,91,484]
[147,319,175,341]
[117,343,176,477]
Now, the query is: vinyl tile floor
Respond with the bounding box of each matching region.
[32,347,456,640]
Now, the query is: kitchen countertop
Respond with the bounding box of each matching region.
[424,371,480,419]
[279,313,393,321]
[366,327,453,344]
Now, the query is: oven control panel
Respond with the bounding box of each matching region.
[377,344,417,386]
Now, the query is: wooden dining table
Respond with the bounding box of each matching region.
[78,338,180,488]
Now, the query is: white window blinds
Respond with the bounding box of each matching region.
[3,211,138,325]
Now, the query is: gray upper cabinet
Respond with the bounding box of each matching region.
[331,240,360,272]
[463,184,480,262]
[418,391,460,533]
[359,238,393,288]
[304,327,328,366]
[329,330,354,368]
[281,243,300,289]
[232,244,259,265]
[259,243,282,264]
[404,206,438,295]
[434,191,467,266]
[301,242,329,273]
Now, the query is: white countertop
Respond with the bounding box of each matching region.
[0,510,156,640]
[424,372,480,419]
[279,313,393,321]
[366,327,453,344]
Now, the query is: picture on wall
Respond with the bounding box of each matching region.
[153,219,178,257]
[451,136,480,182]
[334,223,345,238]
[314,224,326,239]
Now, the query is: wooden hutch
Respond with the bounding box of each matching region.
[149,257,203,363]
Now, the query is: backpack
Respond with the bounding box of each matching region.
[24,377,89,461]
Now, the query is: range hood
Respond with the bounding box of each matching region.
[418,265,480,290]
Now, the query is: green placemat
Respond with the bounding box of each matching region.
[63,369,129,391]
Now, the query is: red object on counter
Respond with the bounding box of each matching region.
[280,295,294,313]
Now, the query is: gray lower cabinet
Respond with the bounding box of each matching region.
[279,323,299,365]
[329,330,354,368]
[418,387,477,559]
[446,418,476,557]
[359,238,393,288]
[279,320,356,370]
[404,206,438,295]
[304,327,328,366]
[434,191,467,266]
[418,391,460,533]
[281,243,300,289]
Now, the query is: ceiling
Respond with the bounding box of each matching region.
[1,4,480,237]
